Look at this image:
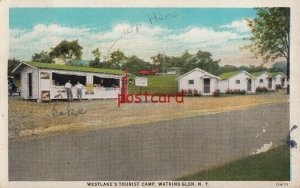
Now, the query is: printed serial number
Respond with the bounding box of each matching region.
[276,182,289,186]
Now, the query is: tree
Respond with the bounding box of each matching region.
[32,51,53,63]
[89,48,102,68]
[269,62,287,74]
[92,48,101,62]
[179,50,220,74]
[151,53,166,73]
[49,40,83,60]
[8,59,21,78]
[123,55,153,74]
[109,49,127,69]
[244,8,290,91]
[194,50,220,75]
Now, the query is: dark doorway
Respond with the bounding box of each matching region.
[281,78,285,87]
[247,79,252,91]
[203,78,210,94]
[268,78,272,89]
[28,73,32,97]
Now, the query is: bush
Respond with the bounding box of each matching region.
[180,89,201,96]
[213,89,220,97]
[192,89,197,96]
[256,86,269,92]
[276,84,282,90]
[179,89,185,96]
[184,89,188,96]
[225,89,246,95]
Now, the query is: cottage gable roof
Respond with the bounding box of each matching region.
[218,71,240,80]
[218,71,255,80]
[12,61,123,75]
[270,72,287,78]
[175,68,219,80]
[251,71,271,78]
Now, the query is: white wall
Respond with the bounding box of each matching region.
[178,70,219,95]
[21,67,122,100]
[274,74,287,88]
[219,72,255,93]
[255,73,272,90]
[20,66,39,99]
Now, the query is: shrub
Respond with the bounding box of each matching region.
[179,89,185,96]
[276,84,282,90]
[187,89,193,96]
[225,89,246,95]
[193,89,198,96]
[256,86,269,92]
[184,89,188,96]
[213,89,220,97]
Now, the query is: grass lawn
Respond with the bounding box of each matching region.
[176,144,290,181]
[129,75,177,94]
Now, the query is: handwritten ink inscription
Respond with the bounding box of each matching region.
[147,12,178,25]
[287,125,298,148]
[50,104,87,117]
[103,12,178,60]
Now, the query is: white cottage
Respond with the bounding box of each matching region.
[175,68,220,95]
[270,72,287,89]
[12,61,124,102]
[218,71,256,93]
[252,71,274,90]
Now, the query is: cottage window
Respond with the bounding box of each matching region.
[188,80,194,84]
[260,79,263,83]
[236,80,240,84]
[93,76,120,88]
[52,72,86,86]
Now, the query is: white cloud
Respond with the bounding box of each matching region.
[219,19,251,33]
[10,23,260,66]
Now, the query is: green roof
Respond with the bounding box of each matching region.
[270,72,285,78]
[251,72,265,77]
[218,71,241,80]
[26,61,123,75]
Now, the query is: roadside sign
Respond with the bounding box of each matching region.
[135,77,148,87]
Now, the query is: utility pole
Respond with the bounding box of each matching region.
[157,53,165,74]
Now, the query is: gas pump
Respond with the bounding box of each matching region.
[121,69,129,102]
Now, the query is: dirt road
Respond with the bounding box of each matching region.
[8,91,288,141]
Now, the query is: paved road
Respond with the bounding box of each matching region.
[9,103,289,181]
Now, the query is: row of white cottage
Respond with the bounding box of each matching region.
[176,68,287,95]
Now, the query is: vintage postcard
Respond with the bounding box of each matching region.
[1,0,300,187]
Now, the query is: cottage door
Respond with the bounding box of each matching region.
[247,79,252,91]
[203,78,210,94]
[268,78,272,89]
[28,73,32,97]
[281,78,285,87]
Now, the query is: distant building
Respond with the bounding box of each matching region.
[218,71,256,93]
[166,67,181,75]
[53,58,65,65]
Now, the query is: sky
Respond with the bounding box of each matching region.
[9,8,272,67]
